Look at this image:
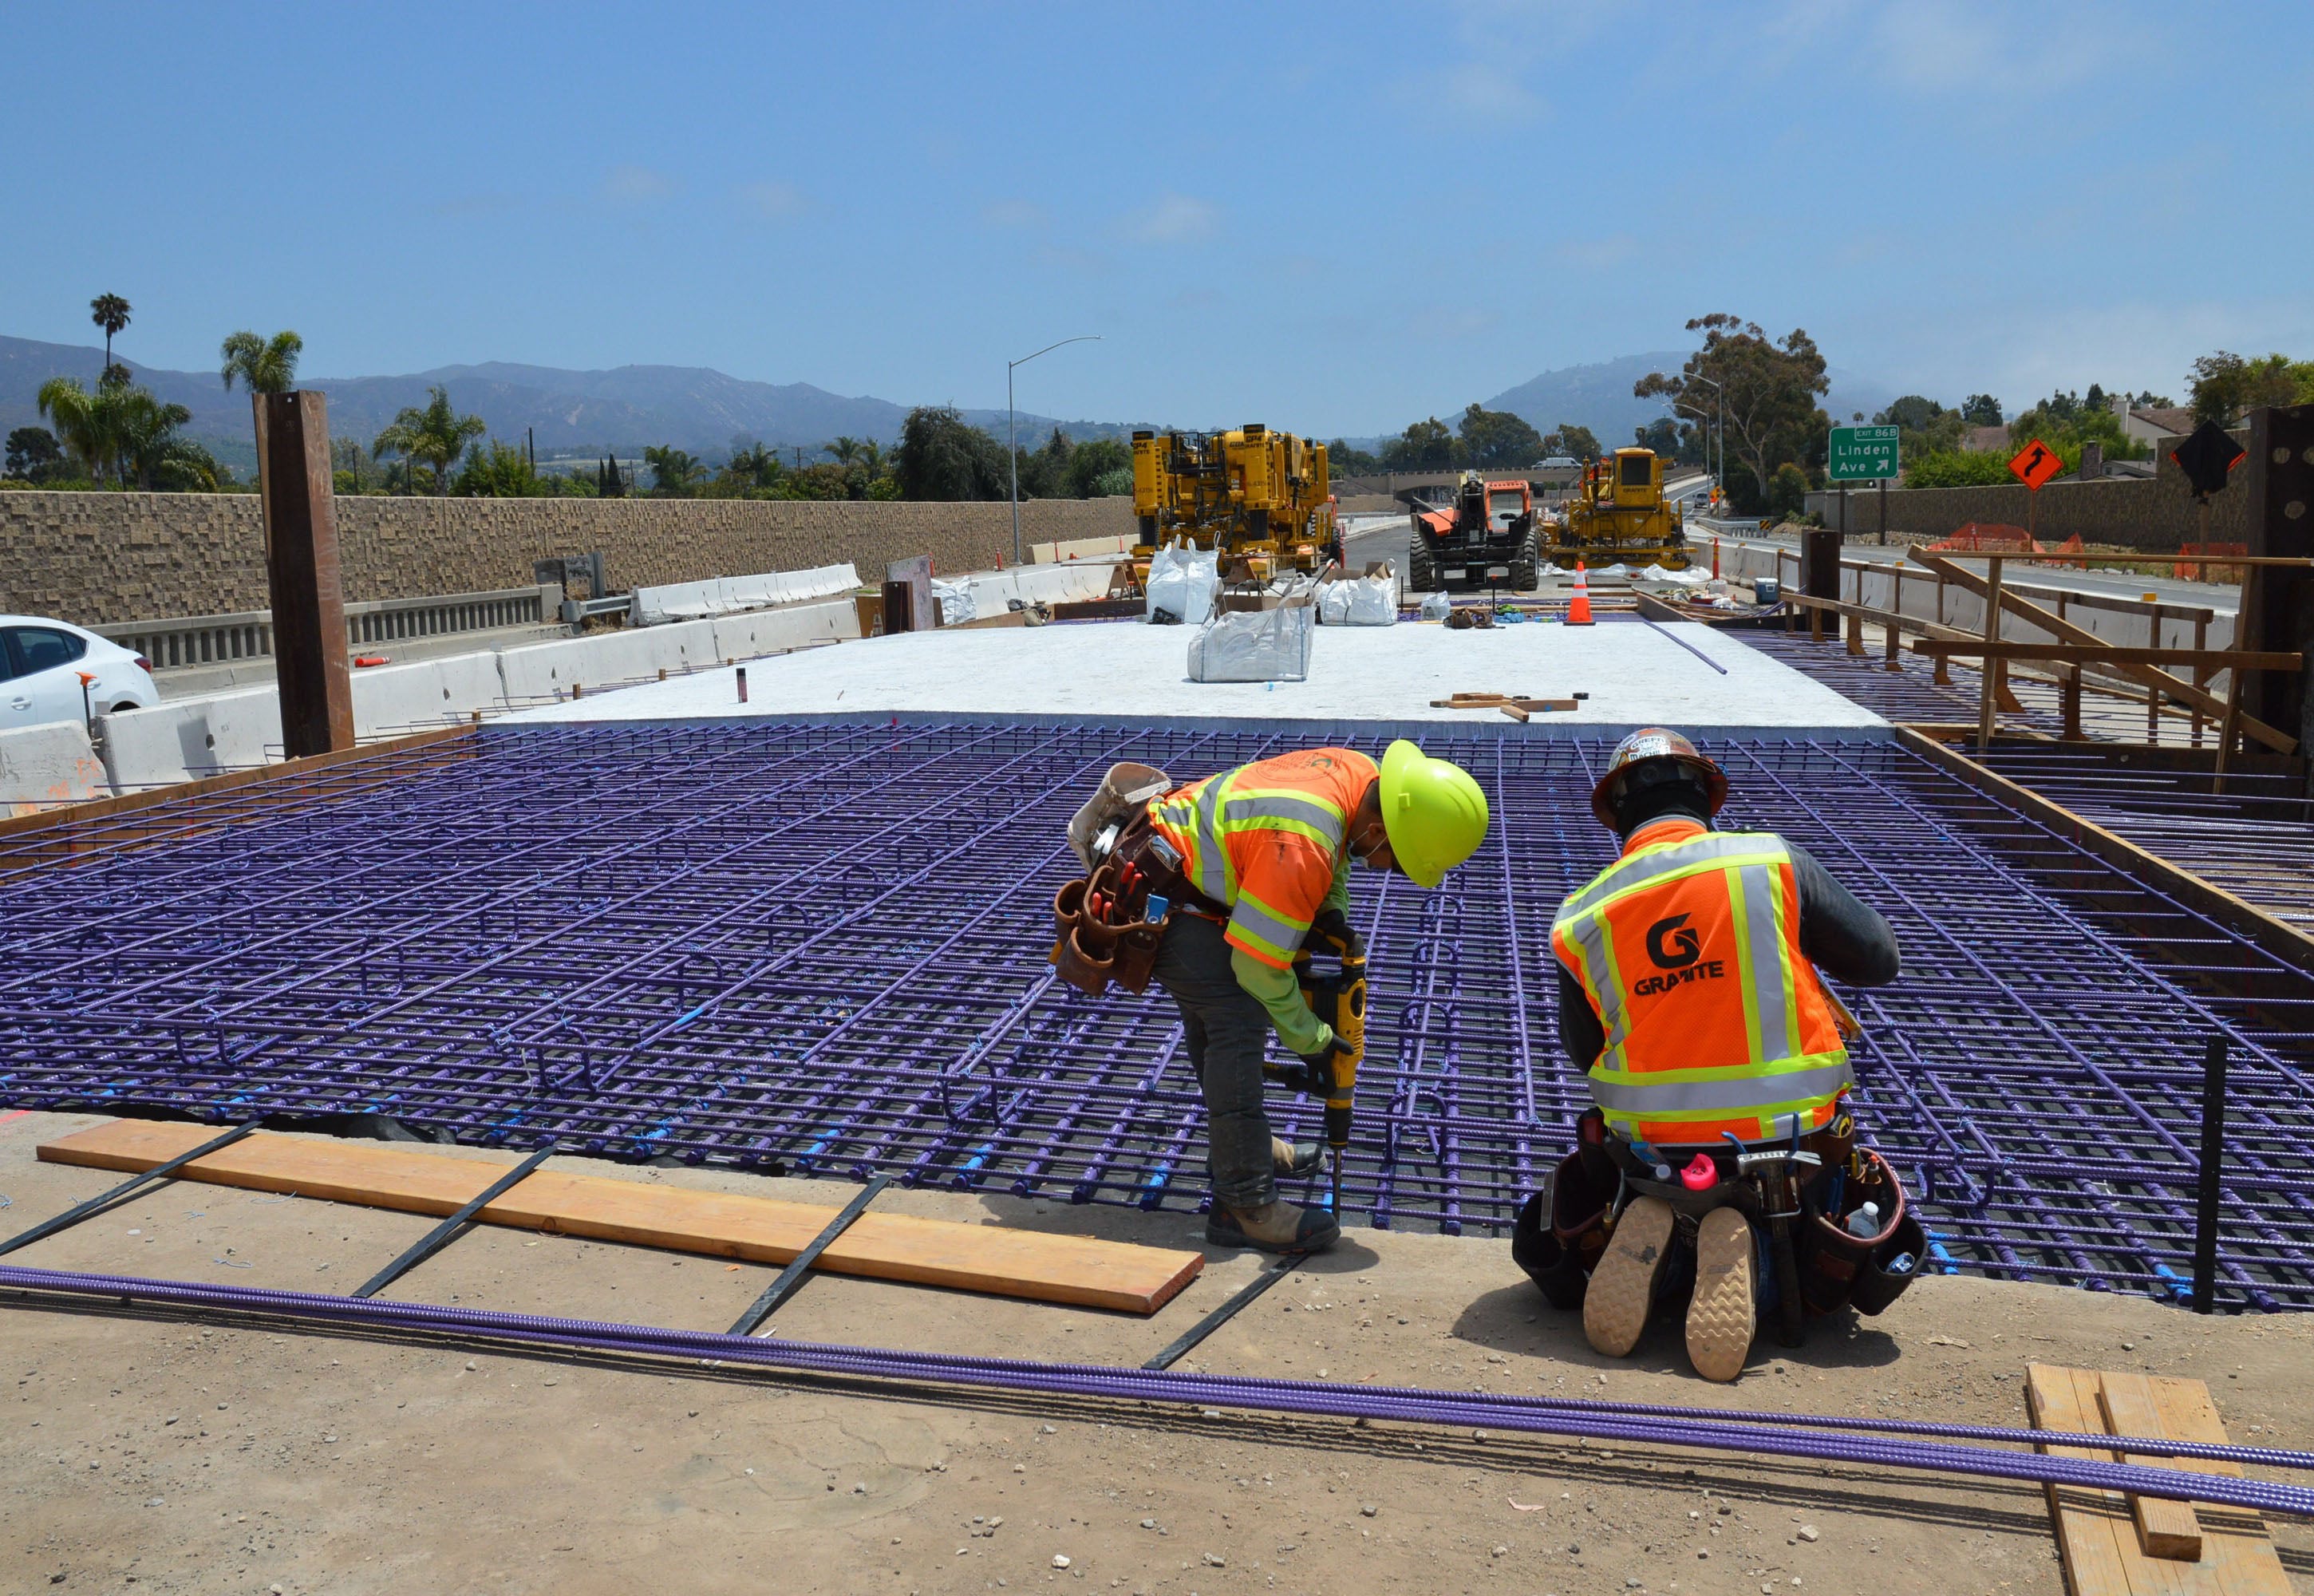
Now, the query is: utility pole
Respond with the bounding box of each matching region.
[1008,335,1101,566]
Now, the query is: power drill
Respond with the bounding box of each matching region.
[1265,917,1366,1215]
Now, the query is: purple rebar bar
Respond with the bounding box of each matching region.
[5,722,2314,1307]
[4,1263,2308,1516]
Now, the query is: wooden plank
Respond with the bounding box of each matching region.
[2026,1364,2291,1596]
[2028,1362,2149,1596]
[2098,1373,2203,1560]
[2141,1376,2292,1596]
[1912,643,2302,669]
[38,1120,1202,1316]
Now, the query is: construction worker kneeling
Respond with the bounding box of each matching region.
[1514,729,1921,1381]
[1055,742,1489,1256]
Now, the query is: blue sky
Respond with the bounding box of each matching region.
[6,0,2309,436]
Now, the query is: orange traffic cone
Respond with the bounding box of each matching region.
[1566,562,1595,626]
[1711,539,1721,579]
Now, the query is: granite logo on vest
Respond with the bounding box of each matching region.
[1632,959,1728,997]
[1645,913,1701,969]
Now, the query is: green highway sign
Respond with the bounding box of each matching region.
[1828,424,1899,482]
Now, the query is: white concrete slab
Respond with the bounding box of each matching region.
[504,616,1890,741]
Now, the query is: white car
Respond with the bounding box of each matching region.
[1,615,160,731]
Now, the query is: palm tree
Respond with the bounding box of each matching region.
[219,330,304,395]
[89,294,131,378]
[37,376,122,486]
[113,388,195,491]
[372,385,485,496]
[828,436,867,468]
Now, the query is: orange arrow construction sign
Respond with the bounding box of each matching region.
[2008,438,2064,491]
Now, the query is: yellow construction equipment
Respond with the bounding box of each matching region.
[1550,447,1690,570]
[1131,426,1338,581]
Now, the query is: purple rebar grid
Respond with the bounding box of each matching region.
[1967,744,2314,933]
[6,1265,2310,1517]
[3,722,2313,1309]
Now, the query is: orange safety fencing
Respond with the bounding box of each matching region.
[2173,543,2248,584]
[1921,525,2088,567]
[1925,522,2039,552]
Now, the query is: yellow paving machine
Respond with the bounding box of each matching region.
[1550,447,1691,570]
[1131,425,1339,582]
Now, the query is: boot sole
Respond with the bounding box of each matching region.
[1582,1195,1674,1357]
[1205,1217,1341,1254]
[1687,1207,1756,1382]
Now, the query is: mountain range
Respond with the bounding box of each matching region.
[1481,351,1897,450]
[2,334,1896,472]
[0,336,1156,469]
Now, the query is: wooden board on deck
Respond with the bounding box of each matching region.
[2024,1362,2291,1596]
[38,1119,1203,1315]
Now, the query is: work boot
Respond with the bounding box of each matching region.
[1272,1137,1325,1178]
[1582,1195,1675,1357]
[1206,1199,1340,1255]
[1685,1207,1757,1382]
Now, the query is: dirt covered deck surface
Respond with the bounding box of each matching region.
[3,1110,2309,1596]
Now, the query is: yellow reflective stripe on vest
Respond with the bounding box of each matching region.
[1158,772,1347,915]
[1560,912,1631,1056]
[1728,860,1795,1064]
[1586,1054,1852,1118]
[1558,832,1772,920]
[1156,772,1237,903]
[1221,789,1345,852]
[1226,885,1308,965]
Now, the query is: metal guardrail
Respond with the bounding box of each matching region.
[95,584,563,670]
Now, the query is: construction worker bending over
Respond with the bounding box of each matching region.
[1518,729,1912,1381]
[1071,743,1489,1255]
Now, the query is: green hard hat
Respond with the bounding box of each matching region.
[1378,740,1490,888]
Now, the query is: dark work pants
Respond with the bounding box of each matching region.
[1152,912,1275,1211]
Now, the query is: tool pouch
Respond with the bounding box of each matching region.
[1048,863,1167,998]
[1049,879,1116,996]
[1846,1211,1925,1316]
[1513,1141,1618,1310]
[1110,917,1163,996]
[1796,1147,1914,1315]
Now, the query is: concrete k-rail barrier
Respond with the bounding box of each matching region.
[1703,536,2237,654]
[628,563,859,626]
[95,596,861,790]
[0,720,112,815]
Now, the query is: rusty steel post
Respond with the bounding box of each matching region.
[2241,404,2314,788]
[254,392,354,759]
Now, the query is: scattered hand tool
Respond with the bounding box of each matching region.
[1429,692,1580,716]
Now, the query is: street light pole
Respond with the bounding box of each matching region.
[1008,335,1102,567]
[1691,373,1724,508]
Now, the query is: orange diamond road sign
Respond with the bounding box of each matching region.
[2008,438,2064,491]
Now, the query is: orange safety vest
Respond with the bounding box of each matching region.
[1550,817,1850,1146]
[1147,747,1378,969]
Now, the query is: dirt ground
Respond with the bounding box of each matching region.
[2,1108,2308,1596]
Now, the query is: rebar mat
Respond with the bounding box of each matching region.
[3,721,2312,1310]
[1968,745,2314,934]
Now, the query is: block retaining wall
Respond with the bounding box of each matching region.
[0,492,1136,626]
